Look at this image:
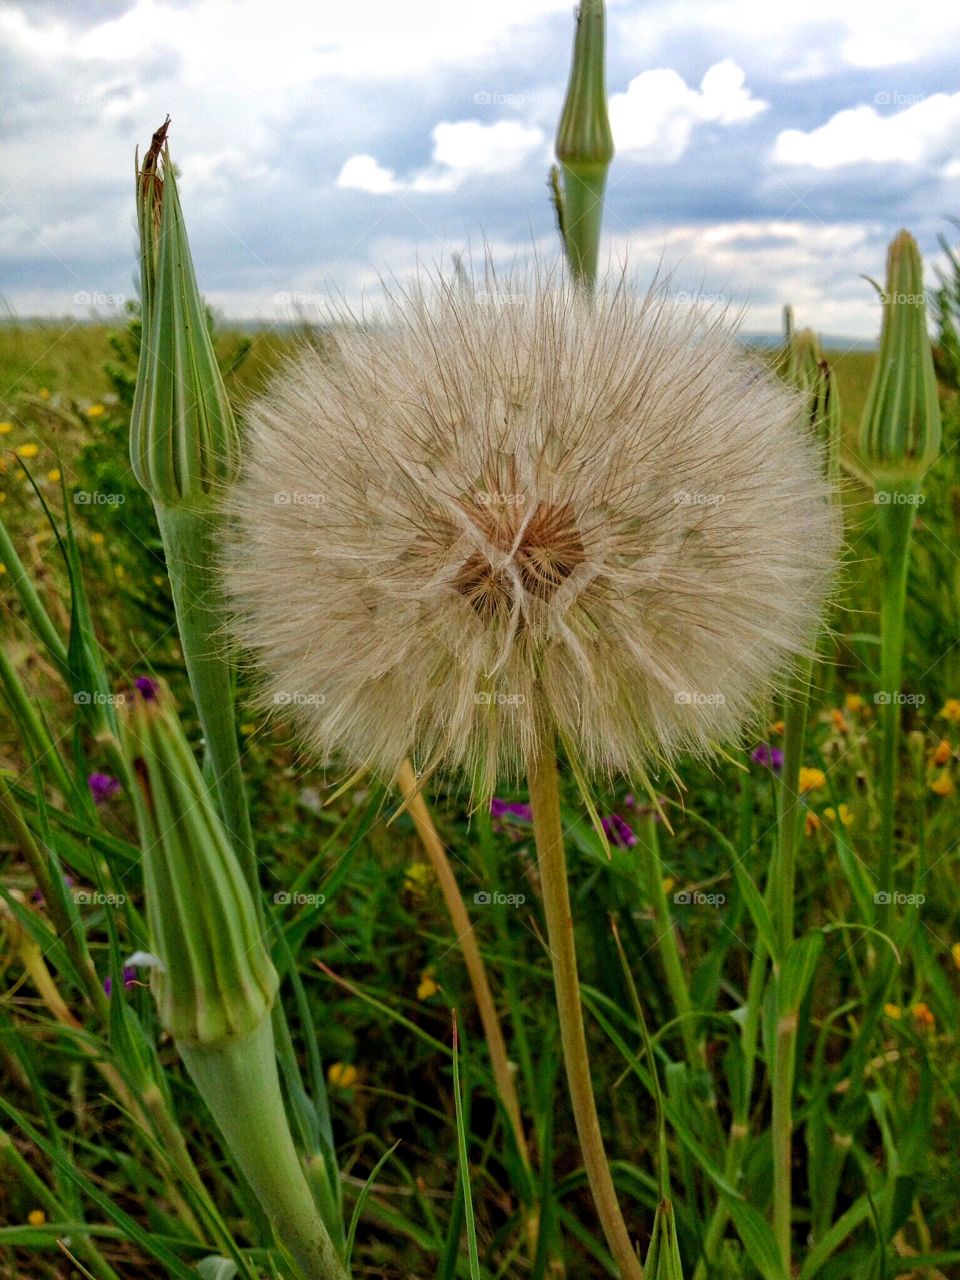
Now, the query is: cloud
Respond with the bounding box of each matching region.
[773,91,960,169]
[337,120,546,195]
[609,59,767,162]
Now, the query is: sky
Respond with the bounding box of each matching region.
[1,0,959,338]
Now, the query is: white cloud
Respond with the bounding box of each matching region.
[774,92,960,168]
[338,120,546,196]
[609,59,767,162]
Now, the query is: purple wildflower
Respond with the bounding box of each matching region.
[601,813,637,848]
[751,743,784,772]
[490,798,533,822]
[134,676,158,701]
[103,966,137,997]
[88,772,121,805]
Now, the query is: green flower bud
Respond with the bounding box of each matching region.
[554,0,614,288]
[785,327,841,488]
[121,678,277,1047]
[859,230,941,489]
[643,1198,684,1279]
[131,124,241,508]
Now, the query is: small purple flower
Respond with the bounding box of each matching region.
[601,813,637,848]
[490,798,533,822]
[751,743,784,773]
[103,966,137,997]
[88,772,121,805]
[134,676,158,701]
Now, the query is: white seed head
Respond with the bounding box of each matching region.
[222,267,840,797]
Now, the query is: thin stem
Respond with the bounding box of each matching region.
[525,721,643,1280]
[876,494,916,895]
[396,760,531,1179]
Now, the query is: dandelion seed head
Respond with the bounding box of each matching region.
[223,265,840,797]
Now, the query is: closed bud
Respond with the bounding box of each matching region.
[859,230,941,488]
[131,123,241,508]
[643,1198,685,1279]
[785,327,841,487]
[121,678,277,1047]
[554,0,614,287]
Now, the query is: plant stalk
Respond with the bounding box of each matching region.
[525,722,643,1280]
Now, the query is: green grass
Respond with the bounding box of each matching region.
[2,317,960,1280]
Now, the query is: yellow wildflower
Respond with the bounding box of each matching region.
[0,493,6,504]
[845,693,864,713]
[27,1210,46,1227]
[661,876,675,895]
[805,811,821,837]
[824,804,854,827]
[951,943,960,970]
[929,771,954,797]
[39,388,50,400]
[327,1062,358,1089]
[46,468,61,483]
[931,739,952,766]
[90,532,105,545]
[884,1003,902,1019]
[911,1002,935,1031]
[114,563,125,578]
[14,443,39,459]
[0,563,6,575]
[404,862,431,891]
[417,970,439,1000]
[85,404,105,418]
[0,422,12,434]
[830,709,849,734]
[798,767,827,794]
[769,720,785,736]
[940,699,960,723]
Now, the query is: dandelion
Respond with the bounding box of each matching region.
[929,771,953,797]
[798,767,827,794]
[14,443,39,460]
[327,1062,358,1089]
[85,404,105,418]
[224,270,838,799]
[46,469,60,484]
[939,698,960,723]
[0,422,13,434]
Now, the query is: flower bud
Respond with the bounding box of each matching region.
[554,0,614,286]
[121,679,277,1047]
[131,125,241,508]
[859,230,941,488]
[785,327,841,487]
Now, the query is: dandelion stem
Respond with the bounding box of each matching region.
[396,760,532,1182]
[526,723,643,1280]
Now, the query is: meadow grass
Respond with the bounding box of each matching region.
[2,316,960,1280]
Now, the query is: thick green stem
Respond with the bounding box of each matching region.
[179,1018,348,1280]
[559,168,608,293]
[876,494,916,896]
[157,504,259,912]
[526,722,643,1280]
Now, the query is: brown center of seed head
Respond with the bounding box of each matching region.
[452,491,586,618]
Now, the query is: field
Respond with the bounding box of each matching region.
[1,308,960,1280]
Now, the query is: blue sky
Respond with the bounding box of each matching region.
[1,0,958,337]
